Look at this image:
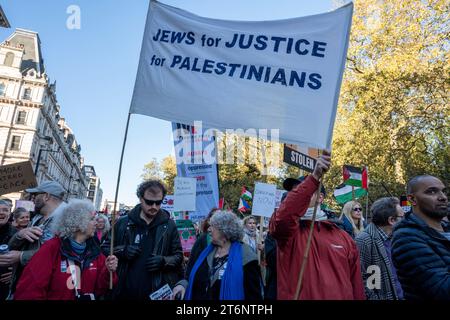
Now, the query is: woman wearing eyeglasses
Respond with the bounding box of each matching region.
[14,199,118,300]
[181,210,263,300]
[340,201,367,239]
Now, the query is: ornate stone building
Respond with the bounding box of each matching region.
[0,29,89,204]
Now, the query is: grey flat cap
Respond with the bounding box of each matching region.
[26,181,66,199]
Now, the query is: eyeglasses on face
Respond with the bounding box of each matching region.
[142,198,163,206]
[353,207,363,212]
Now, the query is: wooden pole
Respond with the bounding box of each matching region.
[109,112,132,289]
[365,190,369,221]
[293,181,322,300]
[352,185,355,201]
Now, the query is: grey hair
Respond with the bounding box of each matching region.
[96,214,110,233]
[53,199,95,239]
[209,210,244,242]
[13,207,29,221]
[371,197,400,226]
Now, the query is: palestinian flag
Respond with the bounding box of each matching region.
[238,187,252,212]
[333,183,367,204]
[343,165,368,189]
[218,198,224,209]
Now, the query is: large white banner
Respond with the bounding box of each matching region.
[130,0,353,149]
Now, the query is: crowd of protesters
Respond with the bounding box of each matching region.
[0,151,448,301]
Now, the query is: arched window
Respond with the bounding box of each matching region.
[4,52,14,67]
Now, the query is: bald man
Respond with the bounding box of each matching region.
[392,175,449,300]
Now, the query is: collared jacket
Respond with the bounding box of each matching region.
[356,223,400,300]
[270,175,365,300]
[106,205,184,299]
[14,237,117,300]
[8,203,66,294]
[392,213,450,300]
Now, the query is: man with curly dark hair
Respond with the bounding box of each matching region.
[106,179,184,300]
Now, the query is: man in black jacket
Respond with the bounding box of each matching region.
[392,175,449,300]
[108,180,184,300]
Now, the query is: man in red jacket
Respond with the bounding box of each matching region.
[270,150,365,300]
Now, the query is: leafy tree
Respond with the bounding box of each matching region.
[141,156,177,193]
[327,0,449,208]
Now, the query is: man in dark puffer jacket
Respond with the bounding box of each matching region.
[392,175,449,300]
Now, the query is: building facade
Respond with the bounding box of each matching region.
[0,29,89,204]
[0,6,10,28]
[84,165,103,211]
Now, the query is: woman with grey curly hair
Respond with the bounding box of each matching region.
[14,199,118,300]
[95,213,111,243]
[176,210,263,300]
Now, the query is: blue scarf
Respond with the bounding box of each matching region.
[185,242,244,300]
[69,238,86,255]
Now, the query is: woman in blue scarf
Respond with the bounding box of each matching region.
[179,211,262,300]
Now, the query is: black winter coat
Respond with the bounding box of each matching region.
[392,213,450,300]
[104,205,184,300]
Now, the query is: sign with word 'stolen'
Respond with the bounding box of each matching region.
[283,144,318,173]
[0,161,37,196]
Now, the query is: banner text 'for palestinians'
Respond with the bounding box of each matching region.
[150,29,327,90]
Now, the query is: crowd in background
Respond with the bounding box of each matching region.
[0,153,448,301]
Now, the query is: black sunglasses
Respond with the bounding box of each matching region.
[353,207,363,212]
[142,198,163,206]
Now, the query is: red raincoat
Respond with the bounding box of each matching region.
[270,175,366,300]
[15,237,117,300]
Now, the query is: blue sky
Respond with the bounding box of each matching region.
[2,0,335,206]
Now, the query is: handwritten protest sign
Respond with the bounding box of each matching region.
[0,161,37,196]
[251,182,276,218]
[174,177,196,211]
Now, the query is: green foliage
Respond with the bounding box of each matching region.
[329,0,449,204]
[141,156,177,193]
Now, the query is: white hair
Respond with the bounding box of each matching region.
[96,213,110,233]
[209,210,244,242]
[53,199,95,239]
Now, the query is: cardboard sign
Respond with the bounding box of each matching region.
[174,177,197,211]
[251,182,276,218]
[0,161,37,196]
